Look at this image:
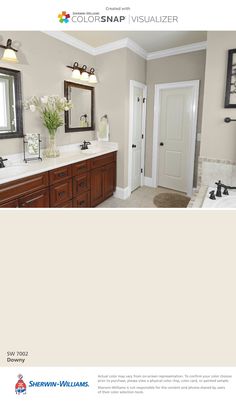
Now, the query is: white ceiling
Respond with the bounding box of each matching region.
[66,31,207,53]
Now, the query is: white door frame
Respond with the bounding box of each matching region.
[128,80,147,197]
[152,80,199,196]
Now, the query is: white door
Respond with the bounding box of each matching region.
[131,87,143,192]
[157,85,197,193]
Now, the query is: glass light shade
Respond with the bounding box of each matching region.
[72,69,81,79]
[81,71,89,81]
[89,74,98,83]
[2,48,18,63]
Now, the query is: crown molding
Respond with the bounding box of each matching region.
[43,31,95,55]
[94,37,147,59]
[126,38,147,59]
[93,38,131,56]
[42,32,206,61]
[147,41,207,60]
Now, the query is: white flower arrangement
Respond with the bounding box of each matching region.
[24,95,73,136]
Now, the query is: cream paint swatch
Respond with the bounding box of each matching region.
[0,210,236,367]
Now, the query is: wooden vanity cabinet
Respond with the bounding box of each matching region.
[90,153,116,207]
[0,151,117,208]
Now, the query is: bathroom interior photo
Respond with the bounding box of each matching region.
[1,30,236,208]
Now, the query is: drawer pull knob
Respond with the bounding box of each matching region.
[59,191,66,198]
[79,182,86,187]
[58,172,67,177]
[79,200,85,205]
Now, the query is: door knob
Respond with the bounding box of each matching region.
[160,142,164,146]
[132,144,136,148]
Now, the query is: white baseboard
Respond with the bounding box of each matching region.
[144,176,155,187]
[114,180,155,199]
[114,186,130,200]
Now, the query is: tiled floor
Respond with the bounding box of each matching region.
[98,186,184,208]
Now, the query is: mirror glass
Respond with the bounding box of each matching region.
[64,81,94,132]
[0,67,23,139]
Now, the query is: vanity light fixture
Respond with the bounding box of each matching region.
[71,62,81,79]
[0,39,18,63]
[67,62,98,83]
[80,65,89,81]
[89,68,98,84]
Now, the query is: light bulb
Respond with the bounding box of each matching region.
[81,71,89,81]
[72,69,81,79]
[2,48,18,63]
[89,74,97,83]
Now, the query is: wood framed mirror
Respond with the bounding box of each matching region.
[0,67,23,139]
[64,81,94,132]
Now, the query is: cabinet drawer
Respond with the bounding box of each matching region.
[72,160,90,176]
[90,152,116,170]
[0,199,19,208]
[73,173,90,196]
[19,189,49,208]
[73,192,91,208]
[56,199,73,208]
[0,172,48,204]
[49,165,72,185]
[50,179,72,207]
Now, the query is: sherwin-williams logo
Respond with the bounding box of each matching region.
[29,380,89,388]
[15,374,26,395]
[58,11,70,23]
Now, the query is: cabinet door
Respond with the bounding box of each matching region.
[73,173,90,196]
[103,163,115,200]
[90,167,104,207]
[50,179,72,207]
[0,199,19,208]
[19,189,49,208]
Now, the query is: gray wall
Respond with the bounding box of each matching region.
[0,33,146,189]
[145,50,206,182]
[95,48,146,188]
[0,31,95,156]
[95,48,128,188]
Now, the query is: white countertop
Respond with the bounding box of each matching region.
[0,141,118,185]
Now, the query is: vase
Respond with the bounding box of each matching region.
[44,130,60,158]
